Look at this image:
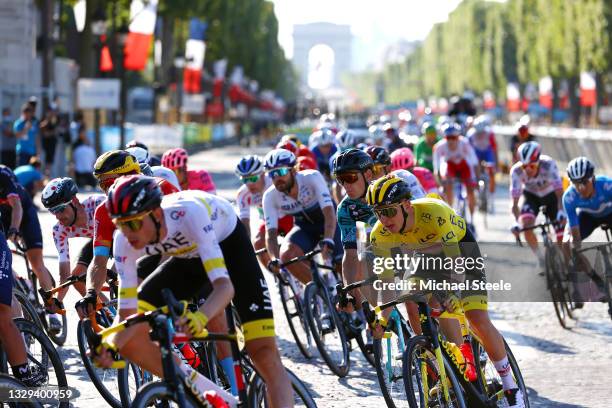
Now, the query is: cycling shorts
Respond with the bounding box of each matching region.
[1,201,43,250]
[519,191,558,224]
[258,215,294,238]
[285,221,343,262]
[563,211,612,241]
[442,161,477,188]
[474,147,495,165]
[76,239,94,267]
[0,232,12,306]
[137,219,275,341]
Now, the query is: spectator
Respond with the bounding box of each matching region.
[1,108,16,168]
[13,103,39,166]
[39,106,59,177]
[70,110,84,145]
[72,139,97,189]
[13,157,43,199]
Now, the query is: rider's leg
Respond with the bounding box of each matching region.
[466,184,476,218]
[0,303,27,367]
[443,180,454,206]
[487,165,496,193]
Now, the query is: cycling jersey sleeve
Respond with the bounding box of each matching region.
[186,201,230,283]
[562,188,579,228]
[337,200,357,249]
[93,202,114,257]
[0,168,19,199]
[236,185,251,220]
[509,164,523,199]
[310,171,333,209]
[432,144,442,174]
[262,188,279,231]
[52,223,70,263]
[463,141,479,167]
[158,178,180,195]
[113,233,141,310]
[548,160,563,191]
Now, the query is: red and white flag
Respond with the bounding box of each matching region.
[183,19,207,94]
[123,0,158,71]
[539,76,553,109]
[506,82,520,112]
[580,71,596,107]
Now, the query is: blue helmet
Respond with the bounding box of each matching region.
[264,149,297,170]
[236,155,264,177]
[442,122,462,138]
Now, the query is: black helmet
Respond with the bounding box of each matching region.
[366,175,413,207]
[364,145,391,166]
[332,148,373,175]
[41,178,78,210]
[93,150,141,179]
[106,175,162,219]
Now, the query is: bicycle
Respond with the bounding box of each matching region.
[0,318,69,408]
[0,373,43,407]
[10,242,67,347]
[574,224,612,320]
[81,289,317,407]
[476,161,495,228]
[515,211,574,329]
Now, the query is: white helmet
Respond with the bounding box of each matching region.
[126,146,150,164]
[151,166,181,191]
[567,157,594,181]
[517,141,541,164]
[335,130,355,150]
[473,115,491,133]
[264,148,296,170]
[310,129,335,147]
[235,155,264,177]
[368,124,385,140]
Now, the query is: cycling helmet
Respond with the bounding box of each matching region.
[126,140,149,151]
[161,148,188,170]
[41,177,78,209]
[126,146,150,164]
[311,129,335,146]
[473,115,491,133]
[364,145,391,166]
[567,157,595,182]
[421,122,436,136]
[366,175,412,207]
[332,148,373,175]
[335,130,355,150]
[280,134,301,146]
[106,175,163,219]
[517,141,541,164]
[296,155,318,171]
[356,142,369,151]
[264,149,296,170]
[390,148,415,171]
[94,150,141,178]
[276,139,298,154]
[152,166,181,191]
[236,155,264,177]
[368,124,385,140]
[442,122,461,138]
[139,162,153,176]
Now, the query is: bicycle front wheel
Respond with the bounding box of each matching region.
[246,368,317,408]
[402,335,466,408]
[546,247,572,329]
[0,373,43,407]
[130,381,200,408]
[278,276,314,359]
[303,282,350,377]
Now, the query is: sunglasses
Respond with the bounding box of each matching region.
[113,212,151,232]
[335,172,360,185]
[522,163,538,171]
[98,177,117,191]
[49,203,69,215]
[241,174,261,184]
[445,135,459,140]
[268,167,291,179]
[373,205,400,219]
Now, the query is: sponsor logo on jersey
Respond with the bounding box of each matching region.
[170,210,185,220]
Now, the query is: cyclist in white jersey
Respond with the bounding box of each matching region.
[41,178,105,301]
[152,165,181,191]
[235,155,293,268]
[363,145,426,199]
[510,142,565,268]
[263,149,342,284]
[95,176,293,407]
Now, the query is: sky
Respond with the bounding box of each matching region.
[271,0,464,68]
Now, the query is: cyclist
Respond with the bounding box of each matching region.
[0,164,62,330]
[279,134,317,162]
[390,147,438,195]
[235,155,293,268]
[309,128,337,180]
[367,175,525,408]
[510,119,536,164]
[414,122,439,172]
[329,129,356,203]
[42,177,105,301]
[364,145,423,196]
[0,232,46,386]
[126,146,154,176]
[125,140,161,166]
[75,151,179,319]
[367,124,386,147]
[510,142,565,271]
[262,149,342,284]
[467,115,498,198]
[562,157,609,302]
[383,123,408,153]
[161,147,216,194]
[433,122,479,221]
[96,175,293,407]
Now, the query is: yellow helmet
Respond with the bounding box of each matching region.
[93,150,141,179]
[366,175,412,208]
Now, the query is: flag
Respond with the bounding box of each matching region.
[506,82,520,112]
[483,90,496,110]
[100,40,114,72]
[183,18,207,94]
[123,0,158,71]
[538,76,553,109]
[580,71,596,107]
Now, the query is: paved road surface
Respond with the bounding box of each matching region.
[15,145,611,407]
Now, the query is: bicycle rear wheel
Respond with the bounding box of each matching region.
[373,335,409,407]
[402,335,466,408]
[13,289,45,330]
[0,373,43,407]
[246,368,317,408]
[303,282,350,377]
[130,381,200,408]
[278,275,314,359]
[29,275,68,347]
[546,247,572,329]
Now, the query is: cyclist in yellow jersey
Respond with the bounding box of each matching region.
[367,175,525,408]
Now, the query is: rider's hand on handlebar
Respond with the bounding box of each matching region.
[7,227,20,244]
[319,238,335,261]
[178,310,209,338]
[267,258,281,274]
[556,209,567,223]
[510,222,520,236]
[75,289,97,319]
[45,296,64,314]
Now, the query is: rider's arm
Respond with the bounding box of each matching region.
[87,256,108,293]
[89,204,113,293]
[322,205,336,241]
[236,186,251,238]
[52,224,71,283]
[311,170,336,240]
[265,228,280,259]
[113,234,140,317]
[509,164,522,220]
[7,194,22,230]
[262,188,281,259]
